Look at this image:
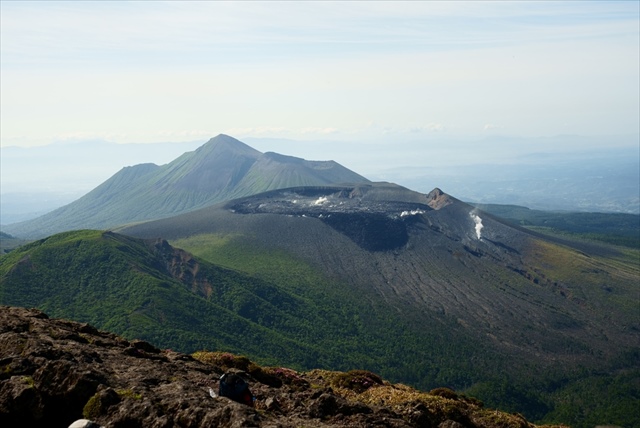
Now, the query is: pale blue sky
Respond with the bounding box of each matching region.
[1,1,639,148]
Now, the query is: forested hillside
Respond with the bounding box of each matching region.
[3,185,638,426]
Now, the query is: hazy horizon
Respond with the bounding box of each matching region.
[1,133,638,225]
[2,2,638,147]
[1,1,639,222]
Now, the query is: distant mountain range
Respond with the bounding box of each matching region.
[3,135,638,228]
[3,135,369,239]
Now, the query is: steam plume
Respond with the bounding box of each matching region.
[400,209,426,217]
[314,196,328,205]
[470,211,484,240]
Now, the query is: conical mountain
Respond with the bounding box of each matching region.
[118,183,638,375]
[4,135,369,239]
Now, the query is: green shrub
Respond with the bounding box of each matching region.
[333,370,383,393]
[116,389,142,400]
[83,394,102,419]
[429,387,458,400]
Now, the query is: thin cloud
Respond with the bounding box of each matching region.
[2,2,637,69]
[406,124,447,134]
[223,127,340,138]
[1,1,638,146]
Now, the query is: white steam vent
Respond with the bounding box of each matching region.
[314,196,328,205]
[400,209,426,217]
[469,211,484,240]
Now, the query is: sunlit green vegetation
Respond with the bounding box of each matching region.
[0,231,28,255]
[1,229,638,427]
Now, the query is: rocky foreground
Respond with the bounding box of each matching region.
[0,306,565,428]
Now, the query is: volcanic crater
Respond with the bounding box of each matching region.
[227,186,432,251]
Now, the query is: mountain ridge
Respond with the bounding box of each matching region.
[3,135,369,239]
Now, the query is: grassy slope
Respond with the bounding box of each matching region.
[0,230,332,365]
[2,217,638,426]
[170,232,498,385]
[0,232,27,255]
[499,237,639,427]
[490,220,640,427]
[0,229,517,410]
[0,230,487,385]
[459,206,640,426]
[172,230,640,427]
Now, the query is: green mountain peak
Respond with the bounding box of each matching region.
[4,136,369,239]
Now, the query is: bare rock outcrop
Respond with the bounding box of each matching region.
[0,306,560,428]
